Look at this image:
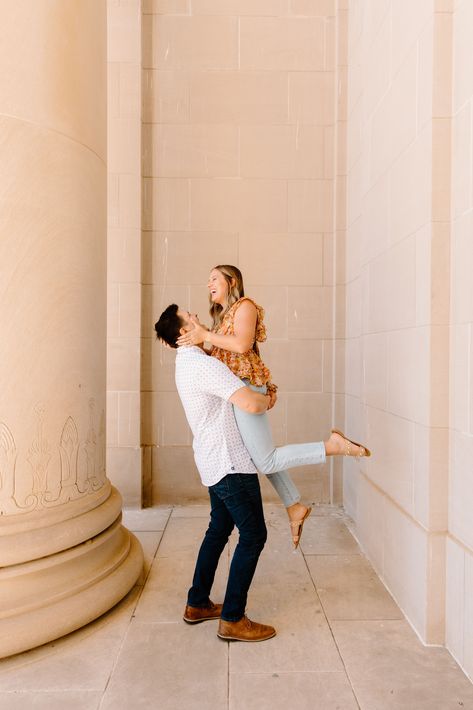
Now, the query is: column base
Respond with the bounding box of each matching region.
[0,517,143,658]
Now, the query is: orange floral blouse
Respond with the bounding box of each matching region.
[210,297,277,394]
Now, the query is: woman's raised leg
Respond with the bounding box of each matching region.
[232,383,324,547]
[233,384,327,475]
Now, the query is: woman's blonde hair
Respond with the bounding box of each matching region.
[209,264,245,330]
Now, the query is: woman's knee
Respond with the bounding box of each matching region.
[255,454,279,475]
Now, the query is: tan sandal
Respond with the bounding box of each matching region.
[331,429,371,458]
[289,506,312,549]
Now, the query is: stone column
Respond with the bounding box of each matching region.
[0,0,143,658]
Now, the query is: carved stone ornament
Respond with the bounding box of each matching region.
[1,404,106,515]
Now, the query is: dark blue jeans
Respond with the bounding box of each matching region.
[187,473,267,622]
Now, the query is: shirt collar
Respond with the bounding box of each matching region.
[176,345,203,356]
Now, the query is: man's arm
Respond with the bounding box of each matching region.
[190,354,271,413]
[229,386,270,414]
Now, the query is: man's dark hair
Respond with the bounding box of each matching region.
[154,304,183,348]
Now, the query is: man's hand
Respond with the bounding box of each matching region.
[267,391,277,411]
[176,314,209,347]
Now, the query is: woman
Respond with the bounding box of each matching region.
[176,265,370,548]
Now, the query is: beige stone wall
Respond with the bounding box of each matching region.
[446,0,473,680]
[343,0,451,643]
[105,0,473,673]
[141,0,342,504]
[107,0,143,505]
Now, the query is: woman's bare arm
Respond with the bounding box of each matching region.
[229,385,270,414]
[176,300,257,354]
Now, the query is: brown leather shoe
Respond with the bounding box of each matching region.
[217,615,276,642]
[183,600,223,624]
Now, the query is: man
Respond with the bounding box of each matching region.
[154,304,276,642]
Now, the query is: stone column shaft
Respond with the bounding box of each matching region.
[0,0,143,658]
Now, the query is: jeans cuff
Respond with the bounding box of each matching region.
[220,614,244,622]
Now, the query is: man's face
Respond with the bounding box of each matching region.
[177,308,195,333]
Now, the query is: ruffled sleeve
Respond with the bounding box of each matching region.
[231,297,267,343]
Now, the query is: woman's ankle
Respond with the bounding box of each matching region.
[325,431,342,456]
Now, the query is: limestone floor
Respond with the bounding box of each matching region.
[1,504,473,710]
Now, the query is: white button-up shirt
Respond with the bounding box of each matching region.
[175,346,257,487]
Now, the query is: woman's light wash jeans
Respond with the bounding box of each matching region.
[232,380,326,507]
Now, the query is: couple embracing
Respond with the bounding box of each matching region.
[155,265,371,643]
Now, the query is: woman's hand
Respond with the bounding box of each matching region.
[176,314,209,347]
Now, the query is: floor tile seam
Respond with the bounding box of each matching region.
[128,527,168,532]
[97,509,174,708]
[330,618,408,626]
[303,559,397,586]
[0,633,112,681]
[126,620,181,625]
[136,511,173,588]
[301,552,362,556]
[155,554,197,559]
[228,670,351,676]
[300,552,363,710]
[302,517,405,691]
[323,615,406,622]
[0,688,104,697]
[97,619,135,709]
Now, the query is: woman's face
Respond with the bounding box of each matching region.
[208,269,229,306]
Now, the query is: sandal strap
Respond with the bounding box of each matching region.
[343,437,366,457]
[332,428,371,458]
